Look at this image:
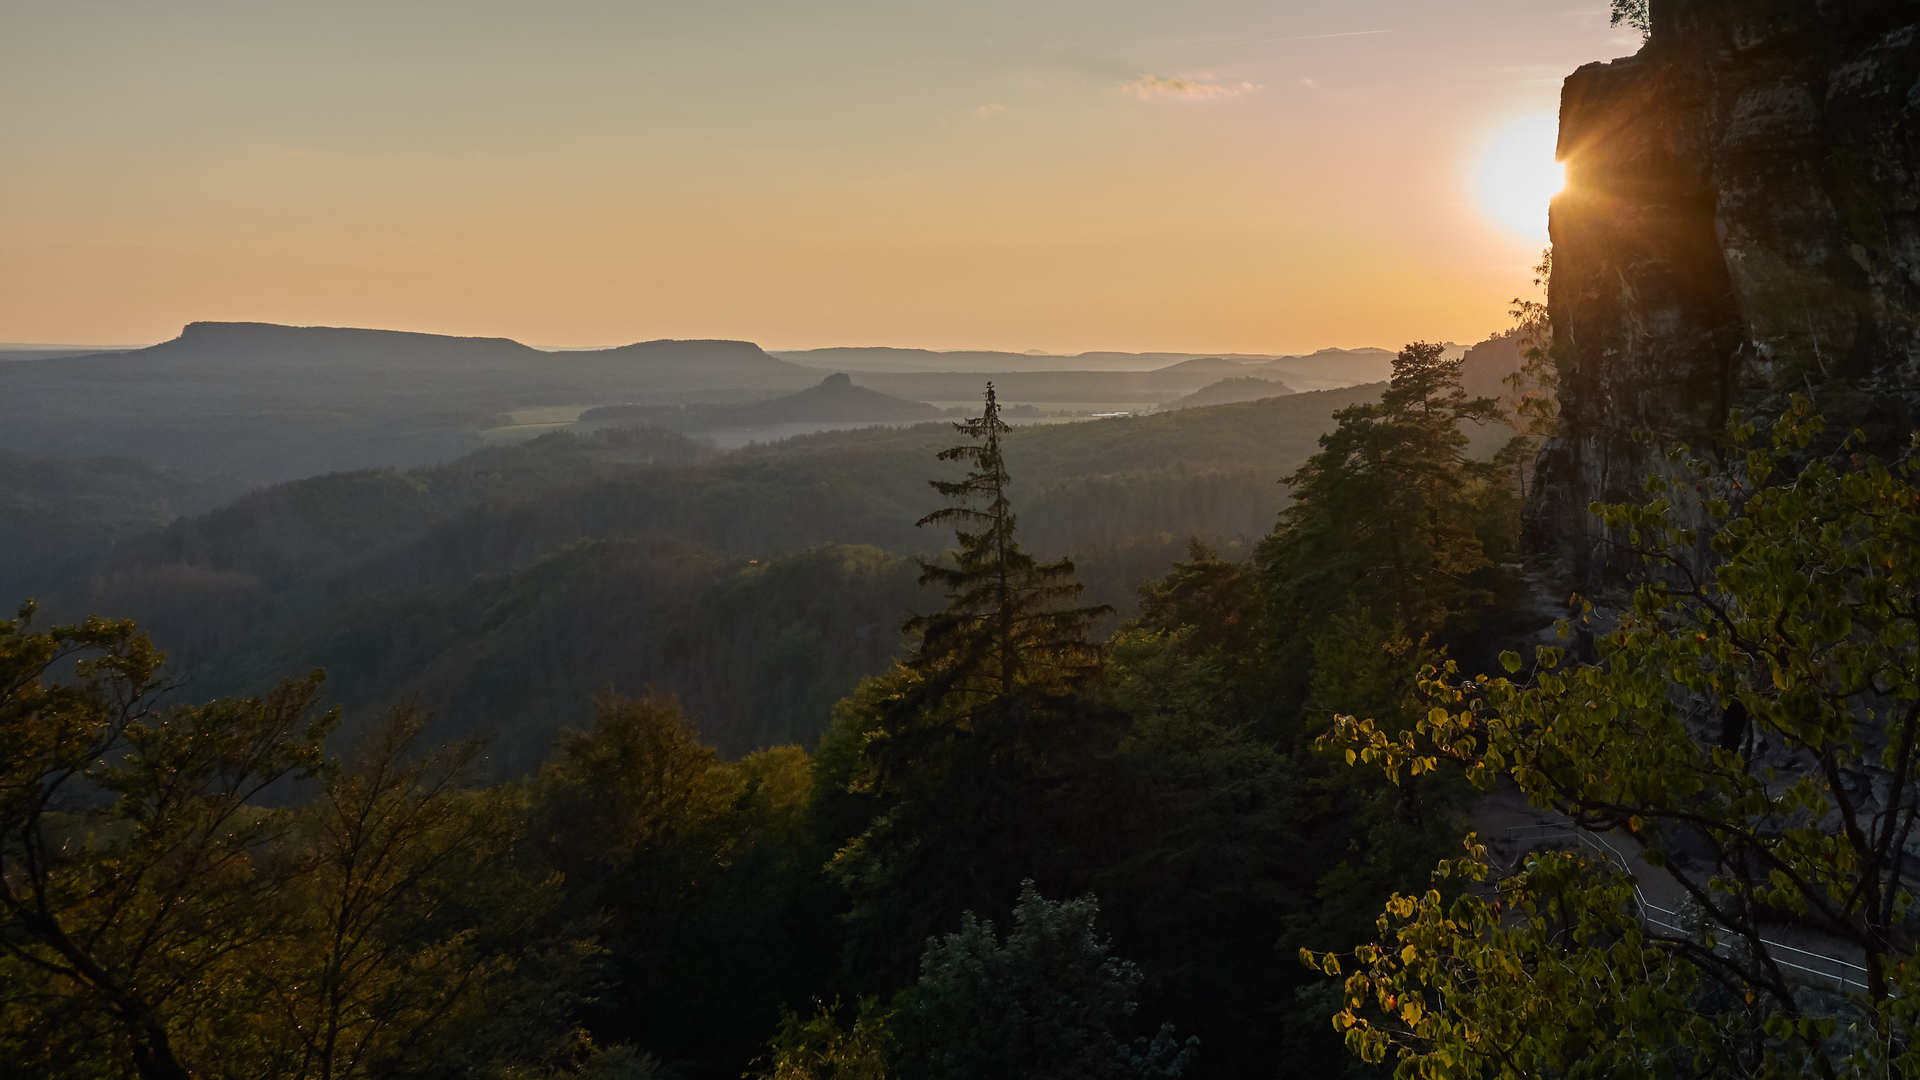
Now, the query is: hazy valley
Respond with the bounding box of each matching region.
[6,323,1521,769]
[10,2,1920,1078]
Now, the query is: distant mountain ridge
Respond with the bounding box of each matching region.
[1164,376,1295,411]
[0,321,1476,500]
[778,344,1402,385]
[100,321,815,388]
[580,372,943,432]
[0,344,140,362]
[0,322,820,495]
[778,346,1242,373]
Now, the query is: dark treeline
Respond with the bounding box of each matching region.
[2,344,1536,1079]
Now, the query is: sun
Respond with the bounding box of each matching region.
[1471,112,1565,242]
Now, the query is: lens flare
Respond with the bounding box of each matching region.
[1472,112,1565,242]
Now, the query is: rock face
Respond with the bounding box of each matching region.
[1530,0,1920,584]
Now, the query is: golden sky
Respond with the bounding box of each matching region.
[0,1,1632,353]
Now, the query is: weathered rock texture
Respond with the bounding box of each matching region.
[1530,0,1920,584]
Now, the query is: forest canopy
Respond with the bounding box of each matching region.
[13,352,1909,1078]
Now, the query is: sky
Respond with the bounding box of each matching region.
[0,1,1634,353]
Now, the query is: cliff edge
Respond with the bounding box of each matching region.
[1530,0,1920,584]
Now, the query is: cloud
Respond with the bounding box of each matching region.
[974,103,1007,117]
[1255,28,1391,43]
[1119,75,1262,102]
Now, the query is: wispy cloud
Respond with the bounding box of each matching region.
[1119,75,1262,102]
[1256,28,1391,43]
[974,103,1007,117]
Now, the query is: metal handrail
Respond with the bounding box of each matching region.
[1500,820,1872,994]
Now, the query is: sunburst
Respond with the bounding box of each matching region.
[1471,112,1565,241]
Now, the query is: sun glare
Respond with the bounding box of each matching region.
[1471,112,1565,242]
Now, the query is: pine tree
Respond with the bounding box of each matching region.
[830,383,1113,983]
[898,381,1109,742]
[1259,342,1498,643]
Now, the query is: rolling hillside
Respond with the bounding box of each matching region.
[56,384,1386,762]
[1164,376,1295,410]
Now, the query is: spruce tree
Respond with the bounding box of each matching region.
[831,383,1112,983]
[903,381,1109,726]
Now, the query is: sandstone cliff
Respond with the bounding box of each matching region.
[1531,0,1920,583]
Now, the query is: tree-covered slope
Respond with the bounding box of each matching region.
[236,541,923,767]
[51,384,1381,756]
[0,451,206,600]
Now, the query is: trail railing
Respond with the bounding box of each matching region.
[1501,820,1873,995]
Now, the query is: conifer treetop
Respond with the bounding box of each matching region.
[905,382,1109,713]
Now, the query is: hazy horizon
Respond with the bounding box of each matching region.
[3,1,1631,353]
[0,324,1418,358]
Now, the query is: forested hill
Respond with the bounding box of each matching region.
[3,338,1552,1080]
[1164,376,1295,411]
[58,384,1382,765]
[0,451,207,602]
[21,4,1920,1077]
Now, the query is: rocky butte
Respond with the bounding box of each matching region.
[1529,0,1919,585]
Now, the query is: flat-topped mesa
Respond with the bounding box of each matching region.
[597,337,772,356]
[173,321,526,349]
[171,322,775,358]
[1529,0,1920,585]
[146,324,809,383]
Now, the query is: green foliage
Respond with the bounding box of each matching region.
[1612,0,1651,38]
[1312,401,1920,1076]
[532,693,737,882]
[532,694,837,1076]
[241,711,571,1080]
[0,605,332,1079]
[3,333,1567,1080]
[1307,841,1720,1077]
[501,1037,673,1080]
[1070,347,1512,1074]
[0,606,590,1080]
[1132,539,1255,660]
[1092,630,1323,1067]
[1294,613,1472,948]
[751,998,894,1080]
[755,887,1193,1080]
[1260,343,1502,656]
[891,884,1194,1080]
